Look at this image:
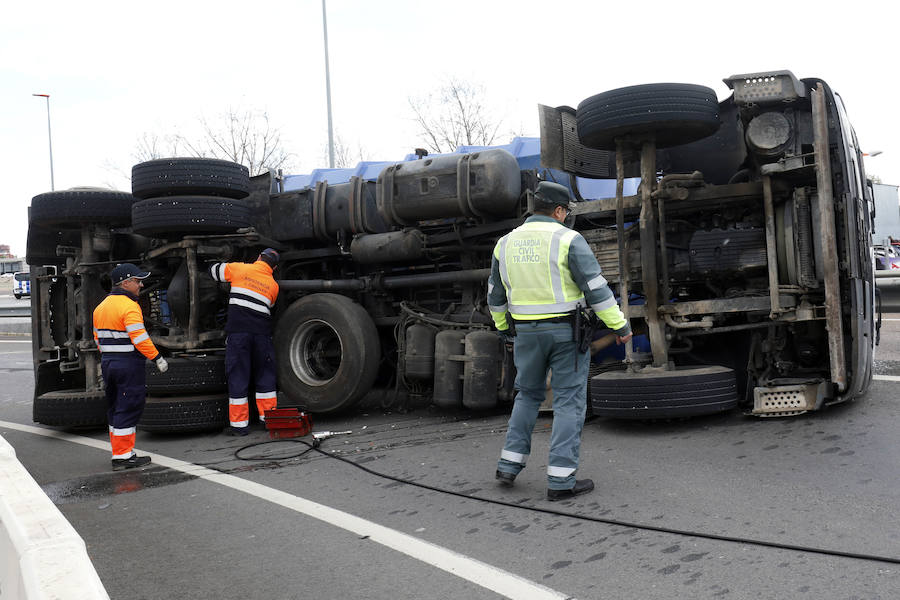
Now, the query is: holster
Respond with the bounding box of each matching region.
[576,306,599,354]
[573,306,599,370]
[573,307,582,347]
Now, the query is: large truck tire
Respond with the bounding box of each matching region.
[576,83,720,150]
[29,189,135,227]
[274,293,381,414]
[138,394,227,433]
[144,355,227,395]
[131,196,252,236]
[131,158,251,200]
[590,365,738,419]
[32,389,108,428]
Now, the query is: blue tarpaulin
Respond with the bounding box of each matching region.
[281,137,639,199]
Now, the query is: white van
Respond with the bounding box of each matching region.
[13,272,30,299]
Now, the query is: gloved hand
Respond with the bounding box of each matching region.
[155,357,169,373]
[616,332,633,346]
[497,329,515,344]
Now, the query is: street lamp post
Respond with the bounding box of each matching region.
[32,93,55,191]
[322,0,335,168]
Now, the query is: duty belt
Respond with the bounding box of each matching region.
[512,315,573,324]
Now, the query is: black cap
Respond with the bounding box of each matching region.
[259,248,280,264]
[534,181,576,211]
[110,263,150,285]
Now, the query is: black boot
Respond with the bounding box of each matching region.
[495,470,516,486]
[111,454,151,471]
[547,478,594,501]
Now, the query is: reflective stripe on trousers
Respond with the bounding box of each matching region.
[229,396,250,428]
[226,332,277,427]
[109,426,137,460]
[102,355,147,459]
[497,321,589,490]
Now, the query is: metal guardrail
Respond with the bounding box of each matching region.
[875,271,900,279]
[0,306,30,318]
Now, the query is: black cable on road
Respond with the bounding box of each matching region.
[233,439,316,462]
[232,438,900,566]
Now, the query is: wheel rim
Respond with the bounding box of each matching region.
[289,319,343,386]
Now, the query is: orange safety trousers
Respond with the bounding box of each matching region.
[226,332,277,428]
[101,356,147,459]
[227,395,277,427]
[109,426,137,460]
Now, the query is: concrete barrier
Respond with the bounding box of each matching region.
[0,434,108,600]
[0,317,31,337]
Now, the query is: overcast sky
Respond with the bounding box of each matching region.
[1,0,896,256]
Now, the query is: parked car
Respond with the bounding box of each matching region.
[874,244,900,270]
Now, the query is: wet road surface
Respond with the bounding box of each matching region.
[1,322,899,599]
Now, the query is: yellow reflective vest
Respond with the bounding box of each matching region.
[494,220,585,320]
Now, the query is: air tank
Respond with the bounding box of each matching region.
[376,148,521,226]
[268,176,388,242]
[350,229,425,264]
[311,177,388,240]
[433,330,467,409]
[462,330,501,410]
[404,324,436,381]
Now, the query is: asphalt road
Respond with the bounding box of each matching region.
[1,318,899,598]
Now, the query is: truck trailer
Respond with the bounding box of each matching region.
[27,69,876,431]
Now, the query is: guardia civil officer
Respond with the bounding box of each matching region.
[489,181,632,500]
[209,249,280,436]
[93,263,169,471]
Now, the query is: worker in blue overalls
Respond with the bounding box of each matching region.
[209,249,280,436]
[93,263,169,470]
[488,182,632,501]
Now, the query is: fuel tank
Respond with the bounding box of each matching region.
[268,176,388,241]
[404,323,436,381]
[350,229,425,264]
[433,330,467,409]
[462,330,501,410]
[376,148,521,226]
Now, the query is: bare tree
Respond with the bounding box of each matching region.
[132,132,184,163]
[408,78,504,153]
[132,109,293,176]
[101,133,183,188]
[326,132,369,168]
[174,109,293,176]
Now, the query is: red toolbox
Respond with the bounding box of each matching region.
[263,408,312,439]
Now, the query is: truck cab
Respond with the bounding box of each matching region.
[540,70,876,416]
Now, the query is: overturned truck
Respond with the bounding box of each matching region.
[28,69,875,431]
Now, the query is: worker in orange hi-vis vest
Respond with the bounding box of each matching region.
[93,263,169,471]
[209,248,280,436]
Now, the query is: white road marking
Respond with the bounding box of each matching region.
[0,351,29,355]
[873,375,900,382]
[0,420,570,600]
[881,318,900,321]
[0,340,32,344]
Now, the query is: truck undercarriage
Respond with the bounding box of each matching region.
[27,70,876,430]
